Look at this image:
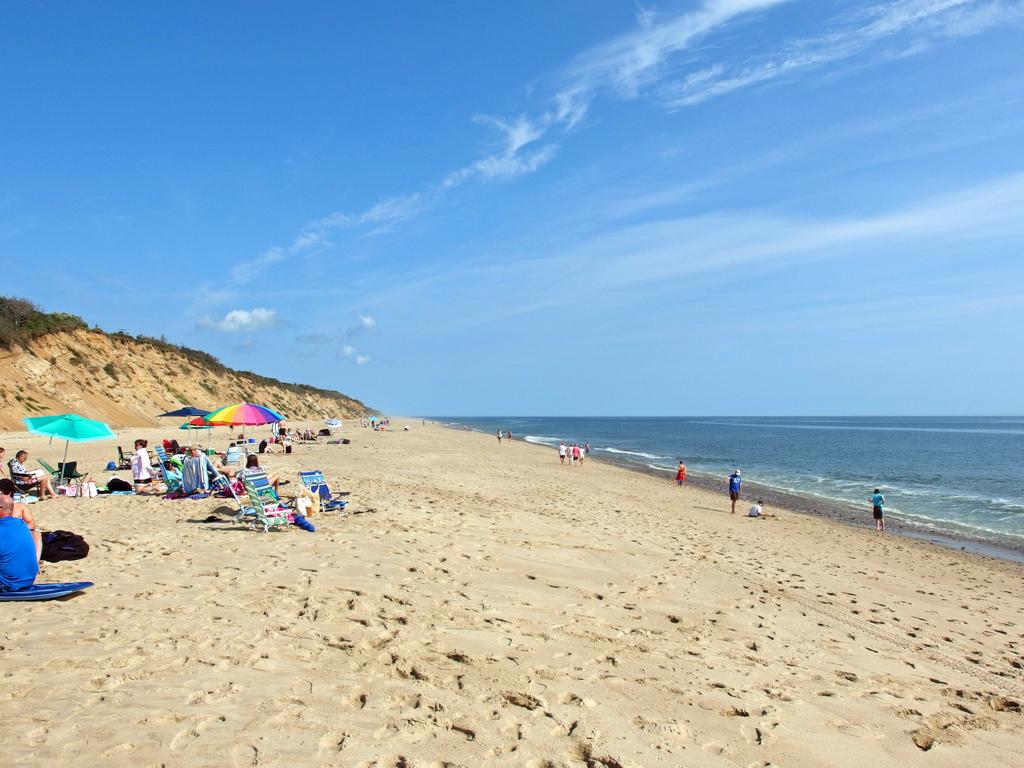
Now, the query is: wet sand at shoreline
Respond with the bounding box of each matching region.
[2,421,1022,766]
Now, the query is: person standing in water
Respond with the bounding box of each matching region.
[727,469,742,514]
[676,461,687,486]
[870,488,886,532]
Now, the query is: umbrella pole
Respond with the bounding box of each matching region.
[60,439,70,488]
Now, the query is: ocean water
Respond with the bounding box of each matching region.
[437,416,1024,545]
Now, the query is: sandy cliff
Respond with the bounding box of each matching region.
[0,328,370,428]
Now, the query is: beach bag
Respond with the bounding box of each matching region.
[41,530,90,561]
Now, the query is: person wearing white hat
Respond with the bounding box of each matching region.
[727,469,742,514]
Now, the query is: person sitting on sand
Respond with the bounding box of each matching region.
[0,479,42,560]
[0,494,39,591]
[748,499,771,518]
[239,454,281,494]
[10,450,58,500]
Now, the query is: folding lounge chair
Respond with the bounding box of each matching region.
[116,446,132,471]
[298,470,348,512]
[152,446,180,492]
[241,471,290,533]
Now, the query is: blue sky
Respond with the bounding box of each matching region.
[2,1,1023,415]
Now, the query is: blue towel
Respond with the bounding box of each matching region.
[292,514,315,532]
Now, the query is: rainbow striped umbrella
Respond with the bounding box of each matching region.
[204,402,284,426]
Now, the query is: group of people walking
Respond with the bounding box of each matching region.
[558,441,589,466]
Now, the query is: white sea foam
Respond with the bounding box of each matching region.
[524,435,561,447]
[602,447,671,460]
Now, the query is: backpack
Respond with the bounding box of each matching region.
[41,530,90,562]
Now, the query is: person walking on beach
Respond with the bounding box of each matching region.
[496,429,502,445]
[727,469,742,514]
[572,444,580,466]
[870,488,886,532]
[676,461,687,486]
[558,442,567,464]
[584,442,590,458]
[506,430,512,442]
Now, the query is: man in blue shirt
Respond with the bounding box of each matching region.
[0,494,39,591]
[728,470,742,514]
[870,488,886,532]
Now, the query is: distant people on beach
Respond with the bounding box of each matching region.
[676,461,687,486]
[572,444,581,466]
[584,442,590,458]
[559,442,567,464]
[496,429,502,445]
[870,488,886,532]
[728,469,742,513]
[576,443,585,467]
[506,430,512,441]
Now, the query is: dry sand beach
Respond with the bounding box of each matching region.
[3,421,1023,767]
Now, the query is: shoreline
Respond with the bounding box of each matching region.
[442,421,1024,564]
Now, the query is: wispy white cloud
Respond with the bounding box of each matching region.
[228,0,1015,288]
[355,355,371,365]
[372,170,1024,331]
[358,314,376,329]
[561,0,790,99]
[200,307,278,332]
[662,0,1024,107]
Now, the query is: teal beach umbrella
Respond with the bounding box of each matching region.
[24,414,116,484]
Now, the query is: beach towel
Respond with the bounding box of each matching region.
[182,455,216,494]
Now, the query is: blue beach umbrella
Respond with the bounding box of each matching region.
[158,406,210,418]
[158,407,211,446]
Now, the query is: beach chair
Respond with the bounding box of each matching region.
[38,458,84,485]
[241,471,290,532]
[224,445,243,467]
[152,446,180,492]
[298,470,348,512]
[116,446,132,470]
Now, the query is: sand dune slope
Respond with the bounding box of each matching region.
[2,423,1022,767]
